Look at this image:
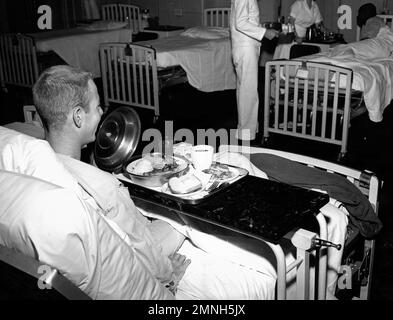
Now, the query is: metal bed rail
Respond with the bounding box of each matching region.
[203,8,231,27]
[101,3,142,34]
[0,33,39,91]
[264,60,355,160]
[100,42,160,119]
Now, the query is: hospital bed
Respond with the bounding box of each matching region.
[0,120,380,299]
[0,33,39,91]
[218,144,380,300]
[264,28,393,160]
[99,8,235,122]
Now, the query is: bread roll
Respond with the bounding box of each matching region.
[168,174,202,194]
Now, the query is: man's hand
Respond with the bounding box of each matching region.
[264,29,280,40]
[170,253,191,283]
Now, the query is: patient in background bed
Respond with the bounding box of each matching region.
[357,3,387,40]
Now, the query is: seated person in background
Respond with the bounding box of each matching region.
[289,0,324,43]
[357,3,387,40]
[28,65,277,299]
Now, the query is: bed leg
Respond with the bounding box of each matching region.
[337,152,346,162]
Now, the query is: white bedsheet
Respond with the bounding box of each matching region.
[136,35,236,92]
[30,27,132,77]
[304,52,393,122]
[300,28,393,122]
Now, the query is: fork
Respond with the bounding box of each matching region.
[205,180,220,192]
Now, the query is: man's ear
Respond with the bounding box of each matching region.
[72,106,84,128]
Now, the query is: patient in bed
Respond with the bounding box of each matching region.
[357,3,387,40]
[0,64,349,300]
[3,65,274,300]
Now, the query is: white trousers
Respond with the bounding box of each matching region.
[232,45,261,140]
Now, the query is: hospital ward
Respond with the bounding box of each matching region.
[1,0,393,302]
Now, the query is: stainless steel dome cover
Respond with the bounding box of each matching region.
[94,107,141,173]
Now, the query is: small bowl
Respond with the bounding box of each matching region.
[123,153,189,188]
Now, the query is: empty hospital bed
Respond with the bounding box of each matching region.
[99,8,234,122]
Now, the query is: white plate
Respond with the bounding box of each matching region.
[126,154,188,176]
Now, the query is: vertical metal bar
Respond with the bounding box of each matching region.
[145,50,152,107]
[283,64,289,131]
[18,36,26,85]
[316,213,328,300]
[296,247,310,300]
[293,76,299,133]
[311,67,319,136]
[105,47,112,101]
[264,63,272,139]
[274,64,280,129]
[139,50,145,106]
[126,51,132,103]
[99,46,109,107]
[119,46,126,102]
[302,73,309,134]
[131,46,138,104]
[321,69,329,138]
[341,70,352,156]
[331,71,339,140]
[7,36,16,83]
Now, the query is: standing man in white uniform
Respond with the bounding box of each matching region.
[230,0,278,142]
[289,0,323,42]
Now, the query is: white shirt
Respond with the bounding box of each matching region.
[230,0,266,47]
[290,0,323,38]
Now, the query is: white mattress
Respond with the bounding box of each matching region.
[136,35,236,92]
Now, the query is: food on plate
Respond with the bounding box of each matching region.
[131,158,154,175]
[168,174,202,194]
[203,163,235,180]
[128,154,180,176]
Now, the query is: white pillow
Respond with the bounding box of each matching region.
[181,26,229,39]
[0,126,78,191]
[81,20,128,31]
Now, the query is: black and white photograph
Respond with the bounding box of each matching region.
[0,0,392,307]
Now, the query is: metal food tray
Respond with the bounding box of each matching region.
[123,164,249,206]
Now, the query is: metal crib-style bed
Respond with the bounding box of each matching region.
[263,60,366,160]
[219,144,380,300]
[99,8,233,122]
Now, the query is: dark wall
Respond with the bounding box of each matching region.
[1,0,77,33]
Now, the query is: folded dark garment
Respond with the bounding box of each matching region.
[250,153,383,238]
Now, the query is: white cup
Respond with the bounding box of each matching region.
[191,145,214,171]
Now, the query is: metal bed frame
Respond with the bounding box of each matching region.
[219,144,380,300]
[204,7,231,27]
[263,60,366,160]
[101,3,142,35]
[100,8,231,122]
[0,33,39,91]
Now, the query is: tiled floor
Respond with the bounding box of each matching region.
[0,67,392,300]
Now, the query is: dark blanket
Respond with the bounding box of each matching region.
[250,153,383,238]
